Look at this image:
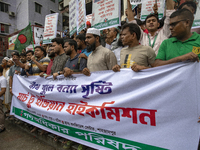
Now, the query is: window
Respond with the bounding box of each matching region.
[50,10,56,14]
[0,24,9,33]
[35,23,42,27]
[35,3,42,14]
[51,0,55,2]
[0,2,9,13]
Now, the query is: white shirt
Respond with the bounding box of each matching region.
[0,76,7,100]
[130,10,175,55]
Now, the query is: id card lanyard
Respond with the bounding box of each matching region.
[148,34,158,48]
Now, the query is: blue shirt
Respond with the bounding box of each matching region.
[81,48,92,57]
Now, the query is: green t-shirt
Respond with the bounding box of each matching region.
[156,32,200,60]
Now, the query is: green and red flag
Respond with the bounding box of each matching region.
[14,23,33,52]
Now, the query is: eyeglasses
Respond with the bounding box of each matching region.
[169,20,186,27]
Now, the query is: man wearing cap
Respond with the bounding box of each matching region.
[82,28,117,76]
[9,52,21,94]
[2,57,9,77]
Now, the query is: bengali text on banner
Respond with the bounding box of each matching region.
[11,62,200,150]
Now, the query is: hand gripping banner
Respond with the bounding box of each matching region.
[11,62,200,150]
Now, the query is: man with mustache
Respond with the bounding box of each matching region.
[154,9,200,66]
[53,39,87,78]
[112,23,156,72]
[127,0,175,55]
[82,28,117,76]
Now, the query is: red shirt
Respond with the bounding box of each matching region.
[46,59,53,75]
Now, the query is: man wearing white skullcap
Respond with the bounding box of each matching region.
[2,57,9,77]
[1,57,10,114]
[82,28,117,76]
[4,58,14,114]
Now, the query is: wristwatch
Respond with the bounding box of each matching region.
[58,71,60,75]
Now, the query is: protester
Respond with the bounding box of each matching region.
[46,46,57,75]
[82,28,117,76]
[75,33,91,58]
[26,50,34,62]
[113,33,125,65]
[42,44,48,55]
[112,23,156,72]
[178,1,199,34]
[0,65,7,133]
[105,27,119,51]
[40,46,57,76]
[2,57,9,77]
[178,1,197,14]
[127,0,175,55]
[9,52,21,94]
[25,46,50,76]
[54,39,87,78]
[153,9,200,66]
[20,50,34,76]
[4,58,13,114]
[20,52,27,64]
[51,38,69,75]
[1,57,9,111]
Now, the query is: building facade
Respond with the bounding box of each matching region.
[0,0,62,36]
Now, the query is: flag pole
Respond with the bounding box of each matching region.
[30,22,35,51]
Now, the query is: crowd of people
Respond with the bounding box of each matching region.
[0,0,200,148]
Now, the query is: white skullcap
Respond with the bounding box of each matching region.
[86,28,100,36]
[3,57,9,61]
[9,58,13,62]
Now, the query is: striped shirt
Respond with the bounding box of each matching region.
[32,57,50,76]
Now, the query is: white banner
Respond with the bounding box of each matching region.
[130,0,142,5]
[43,13,59,44]
[140,0,165,20]
[69,0,78,37]
[77,0,86,33]
[91,0,121,30]
[192,2,200,28]
[34,27,44,45]
[8,34,18,50]
[11,62,200,150]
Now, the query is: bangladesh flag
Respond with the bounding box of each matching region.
[14,23,33,52]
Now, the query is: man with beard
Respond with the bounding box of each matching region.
[4,58,14,114]
[53,39,87,78]
[127,0,175,55]
[112,23,156,72]
[18,53,28,76]
[75,33,92,59]
[82,28,117,76]
[40,46,57,76]
[9,52,21,94]
[13,50,33,74]
[26,50,34,62]
[51,38,69,77]
[20,53,26,64]
[20,50,34,76]
[25,46,50,76]
[2,57,9,77]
